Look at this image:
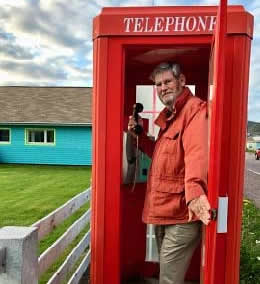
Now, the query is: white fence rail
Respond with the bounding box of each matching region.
[48,231,91,284]
[0,187,91,284]
[32,189,91,241]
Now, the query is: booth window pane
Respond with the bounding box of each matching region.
[146,224,159,262]
[136,85,162,138]
[136,85,195,138]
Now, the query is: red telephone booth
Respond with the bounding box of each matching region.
[91,4,253,284]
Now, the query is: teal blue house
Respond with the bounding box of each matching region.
[0,87,92,165]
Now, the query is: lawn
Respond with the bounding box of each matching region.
[0,164,91,227]
[0,164,92,283]
[0,164,259,283]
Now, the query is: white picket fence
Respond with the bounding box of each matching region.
[0,187,91,284]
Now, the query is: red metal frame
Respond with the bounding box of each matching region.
[91,38,108,284]
[224,34,252,284]
[92,5,253,284]
[203,1,227,283]
[93,6,253,39]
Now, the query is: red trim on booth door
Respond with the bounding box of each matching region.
[204,0,227,283]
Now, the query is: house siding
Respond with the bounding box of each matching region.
[0,125,92,165]
[247,141,260,150]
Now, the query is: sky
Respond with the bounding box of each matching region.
[0,0,260,121]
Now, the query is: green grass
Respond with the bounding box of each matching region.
[0,164,92,283]
[240,200,260,284]
[38,202,90,255]
[246,149,256,153]
[2,164,259,283]
[39,221,90,284]
[0,164,91,227]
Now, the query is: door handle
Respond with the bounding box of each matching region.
[210,208,218,221]
[217,197,228,233]
[209,197,228,233]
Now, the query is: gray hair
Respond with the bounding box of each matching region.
[150,62,182,82]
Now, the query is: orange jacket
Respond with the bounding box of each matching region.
[140,87,208,225]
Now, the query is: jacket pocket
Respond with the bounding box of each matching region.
[151,178,187,218]
[155,178,184,193]
[159,131,179,155]
[164,129,180,140]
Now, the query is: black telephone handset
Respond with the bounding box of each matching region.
[133,103,143,135]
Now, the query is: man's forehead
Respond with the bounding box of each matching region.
[154,70,175,81]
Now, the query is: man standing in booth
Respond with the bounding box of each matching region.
[128,62,211,284]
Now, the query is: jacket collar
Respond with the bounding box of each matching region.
[155,87,192,130]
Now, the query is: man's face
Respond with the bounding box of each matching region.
[154,70,184,109]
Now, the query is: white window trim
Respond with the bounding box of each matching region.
[0,128,11,144]
[25,128,56,146]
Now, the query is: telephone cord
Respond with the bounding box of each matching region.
[131,135,139,192]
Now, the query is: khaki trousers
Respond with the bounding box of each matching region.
[155,222,201,284]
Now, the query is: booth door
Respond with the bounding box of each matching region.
[202,1,228,284]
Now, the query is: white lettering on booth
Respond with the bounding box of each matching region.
[124,18,134,32]
[174,17,185,31]
[186,16,197,32]
[123,15,217,33]
[209,15,217,31]
[197,16,208,31]
[165,17,174,32]
[134,18,144,32]
[154,17,164,32]
[144,17,153,32]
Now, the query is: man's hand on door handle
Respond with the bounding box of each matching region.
[188,194,211,225]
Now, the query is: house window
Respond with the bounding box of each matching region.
[26,129,55,145]
[0,128,11,144]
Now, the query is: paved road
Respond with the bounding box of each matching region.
[244,152,260,208]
